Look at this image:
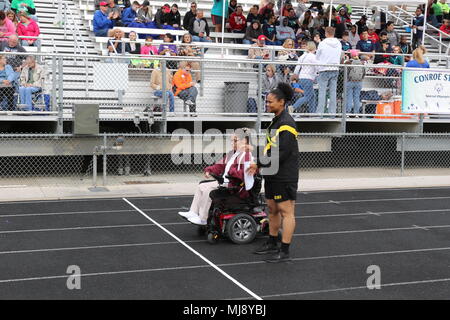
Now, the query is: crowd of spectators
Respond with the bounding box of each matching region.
[0,0,46,112]
[92,0,449,115]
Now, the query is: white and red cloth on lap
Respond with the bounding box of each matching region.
[204,150,255,199]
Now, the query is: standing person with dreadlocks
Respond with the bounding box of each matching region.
[247,82,299,263]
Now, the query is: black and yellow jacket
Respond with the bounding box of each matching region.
[257,109,299,182]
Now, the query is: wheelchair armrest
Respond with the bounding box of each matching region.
[199,179,216,184]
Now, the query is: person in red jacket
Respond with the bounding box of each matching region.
[17,11,40,47]
[178,131,255,226]
[229,5,246,33]
[440,19,450,35]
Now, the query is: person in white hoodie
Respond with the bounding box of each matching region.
[315,26,342,116]
[291,41,318,113]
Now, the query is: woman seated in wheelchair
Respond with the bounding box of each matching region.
[178,129,255,226]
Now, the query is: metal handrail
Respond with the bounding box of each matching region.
[382,7,450,67]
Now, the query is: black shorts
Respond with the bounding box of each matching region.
[264,181,298,203]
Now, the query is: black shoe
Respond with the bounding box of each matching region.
[265,251,291,263]
[253,241,279,255]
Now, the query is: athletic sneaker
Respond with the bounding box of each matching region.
[188,215,207,225]
[253,241,279,255]
[265,251,291,263]
[178,211,198,219]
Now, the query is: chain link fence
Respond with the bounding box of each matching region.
[0,133,449,187]
[0,51,449,134]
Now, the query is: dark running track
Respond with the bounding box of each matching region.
[0,187,449,300]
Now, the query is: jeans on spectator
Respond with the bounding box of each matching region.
[154,90,175,112]
[178,86,198,103]
[266,40,282,45]
[192,36,212,42]
[178,86,198,112]
[94,29,110,37]
[21,39,41,48]
[345,81,363,114]
[19,86,41,111]
[292,79,316,113]
[242,39,253,45]
[317,70,339,115]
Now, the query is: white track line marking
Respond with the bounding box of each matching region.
[258,278,450,298]
[293,224,450,237]
[0,207,180,218]
[412,225,430,231]
[123,197,263,301]
[0,224,155,234]
[297,196,450,205]
[0,195,193,205]
[1,246,449,285]
[1,194,450,206]
[0,265,211,284]
[0,240,204,255]
[3,221,450,236]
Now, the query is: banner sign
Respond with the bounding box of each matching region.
[402,69,450,114]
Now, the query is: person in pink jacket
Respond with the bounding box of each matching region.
[16,11,40,47]
[0,11,16,42]
[178,131,255,226]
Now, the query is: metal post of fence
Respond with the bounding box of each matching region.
[63,2,67,40]
[102,135,107,186]
[161,60,168,134]
[200,46,205,97]
[57,56,64,134]
[256,62,263,134]
[419,113,424,133]
[341,65,347,133]
[51,55,57,114]
[400,133,405,176]
[93,152,97,187]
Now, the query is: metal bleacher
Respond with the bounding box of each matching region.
[12,0,449,134]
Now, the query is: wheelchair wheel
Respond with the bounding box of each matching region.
[207,232,219,244]
[226,214,257,245]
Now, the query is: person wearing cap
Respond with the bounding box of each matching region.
[93,1,115,37]
[154,3,170,29]
[248,35,271,60]
[366,22,380,43]
[136,0,152,24]
[355,15,367,35]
